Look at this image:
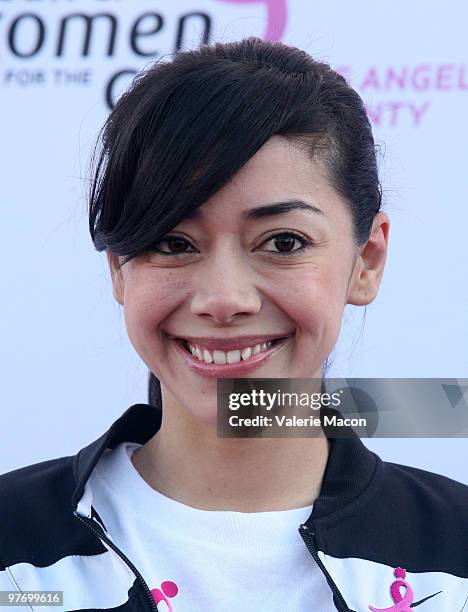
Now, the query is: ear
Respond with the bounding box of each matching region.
[106,251,125,305]
[347,212,390,306]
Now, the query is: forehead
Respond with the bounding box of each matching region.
[181,136,349,227]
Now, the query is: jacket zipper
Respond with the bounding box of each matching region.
[73,511,159,612]
[298,523,350,612]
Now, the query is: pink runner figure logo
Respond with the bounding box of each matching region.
[151,580,179,611]
[369,567,414,612]
[216,0,287,41]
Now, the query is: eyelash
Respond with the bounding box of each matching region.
[148,232,312,257]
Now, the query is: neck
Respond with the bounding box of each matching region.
[132,397,330,513]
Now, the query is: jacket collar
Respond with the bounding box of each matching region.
[71,403,383,524]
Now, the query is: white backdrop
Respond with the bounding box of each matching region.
[1,0,467,480]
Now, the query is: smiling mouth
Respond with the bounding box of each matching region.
[176,336,288,365]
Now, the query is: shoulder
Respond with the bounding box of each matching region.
[371,461,468,556]
[381,459,468,513]
[0,456,98,569]
[0,455,76,519]
[324,454,468,576]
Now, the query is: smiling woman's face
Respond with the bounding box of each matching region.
[107,136,387,427]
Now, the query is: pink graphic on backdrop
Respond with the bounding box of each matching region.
[151,581,179,611]
[216,0,287,41]
[368,567,414,612]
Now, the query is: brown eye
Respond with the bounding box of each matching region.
[263,232,311,256]
[150,236,194,255]
[273,235,296,252]
[165,237,190,254]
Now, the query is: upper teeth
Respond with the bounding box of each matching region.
[185,340,275,364]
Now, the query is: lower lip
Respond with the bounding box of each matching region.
[170,336,292,378]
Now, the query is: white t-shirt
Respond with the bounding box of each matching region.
[88,441,336,611]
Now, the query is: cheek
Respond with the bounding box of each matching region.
[285,264,347,331]
[122,273,184,353]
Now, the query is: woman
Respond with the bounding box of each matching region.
[1,37,467,612]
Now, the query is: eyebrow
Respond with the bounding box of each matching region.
[184,199,324,220]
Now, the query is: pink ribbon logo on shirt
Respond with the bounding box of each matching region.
[369,567,414,612]
[215,0,288,41]
[152,580,179,611]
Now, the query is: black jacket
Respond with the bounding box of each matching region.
[1,403,467,611]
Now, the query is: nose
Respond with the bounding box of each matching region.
[190,244,262,324]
